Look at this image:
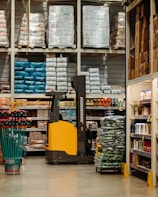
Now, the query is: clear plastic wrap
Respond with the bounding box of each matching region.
[48,5,75,48]
[82,6,109,48]
[0,10,9,47]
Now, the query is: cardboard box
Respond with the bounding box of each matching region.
[136,5,141,21]
[153,14,158,33]
[141,39,149,53]
[143,51,149,62]
[128,56,135,70]
[153,58,158,72]
[153,32,158,48]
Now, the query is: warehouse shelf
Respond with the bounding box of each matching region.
[14,93,125,100]
[0,94,11,98]
[15,48,78,53]
[86,116,103,121]
[126,0,143,12]
[26,128,47,132]
[28,117,48,121]
[130,133,151,140]
[0,0,125,156]
[131,164,151,174]
[86,106,125,110]
[0,48,9,52]
[86,94,125,99]
[125,0,158,186]
[23,146,45,152]
[132,150,151,159]
[130,115,149,120]
[14,47,125,54]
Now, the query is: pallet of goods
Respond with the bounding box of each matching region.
[95,115,125,173]
[82,5,109,48]
[0,10,9,47]
[48,5,75,48]
[110,12,125,49]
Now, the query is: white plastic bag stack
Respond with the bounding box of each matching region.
[110,12,125,49]
[67,63,77,94]
[48,5,75,48]
[0,10,9,47]
[80,71,90,94]
[56,57,68,92]
[18,13,29,47]
[82,6,109,48]
[29,13,46,48]
[45,57,57,92]
[88,68,101,94]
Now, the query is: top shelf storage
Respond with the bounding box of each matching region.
[0,0,125,100]
[0,0,125,51]
[126,0,158,84]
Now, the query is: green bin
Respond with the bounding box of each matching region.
[0,127,25,174]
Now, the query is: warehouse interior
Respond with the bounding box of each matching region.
[0,0,158,196]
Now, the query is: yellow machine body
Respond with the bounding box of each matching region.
[46,120,77,156]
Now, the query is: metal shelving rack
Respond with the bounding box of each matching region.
[125,0,158,187]
[0,0,126,154]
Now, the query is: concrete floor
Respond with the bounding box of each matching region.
[0,156,158,197]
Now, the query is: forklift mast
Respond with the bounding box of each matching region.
[71,75,86,155]
[45,91,66,123]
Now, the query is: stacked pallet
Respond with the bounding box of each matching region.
[48,5,75,48]
[0,10,9,47]
[18,13,46,48]
[110,12,125,49]
[95,115,125,173]
[45,56,68,92]
[14,61,46,94]
[82,5,109,48]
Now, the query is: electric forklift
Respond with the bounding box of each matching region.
[45,75,94,164]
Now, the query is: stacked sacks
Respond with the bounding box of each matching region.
[88,68,102,94]
[14,61,46,93]
[0,10,9,47]
[29,13,46,48]
[67,63,77,94]
[110,12,125,49]
[18,13,29,47]
[80,71,90,94]
[45,57,57,92]
[56,57,68,92]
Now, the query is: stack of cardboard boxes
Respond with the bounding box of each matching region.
[153,13,158,72]
[28,132,47,149]
[128,3,150,79]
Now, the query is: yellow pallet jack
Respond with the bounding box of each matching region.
[45,76,94,164]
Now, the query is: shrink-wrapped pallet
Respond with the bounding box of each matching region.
[18,13,29,47]
[94,115,125,172]
[29,13,46,48]
[0,10,9,47]
[110,12,125,49]
[82,6,109,48]
[18,13,46,48]
[48,5,75,48]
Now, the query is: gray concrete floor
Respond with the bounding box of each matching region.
[0,156,158,197]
